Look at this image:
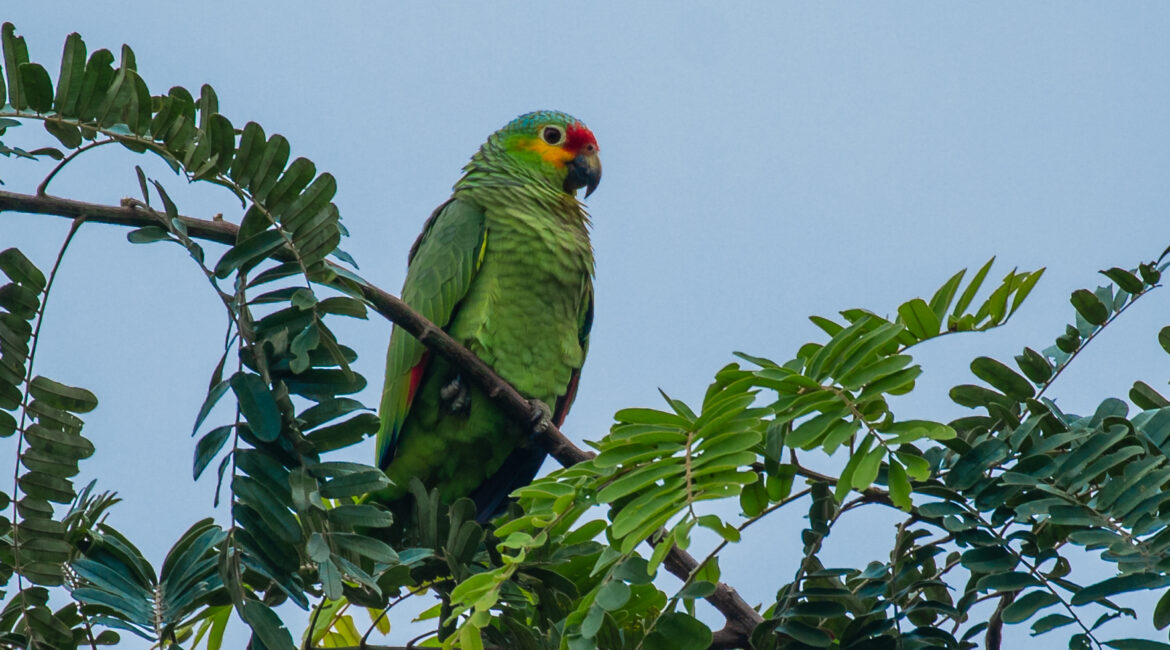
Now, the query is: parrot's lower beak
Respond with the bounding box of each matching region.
[564,153,602,198]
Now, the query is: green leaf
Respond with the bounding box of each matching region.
[305,413,378,454]
[857,365,921,398]
[265,157,316,217]
[1014,347,1052,385]
[326,504,393,529]
[192,379,230,435]
[1070,288,1109,326]
[306,532,330,563]
[43,120,82,149]
[835,433,874,501]
[696,514,741,543]
[960,546,1017,574]
[0,282,40,318]
[832,323,906,381]
[230,121,266,187]
[948,438,1008,490]
[213,229,285,279]
[2,23,30,110]
[233,478,300,544]
[193,425,231,480]
[614,407,692,428]
[1001,590,1059,623]
[851,446,884,490]
[1154,588,1170,629]
[807,316,842,337]
[1031,613,1075,635]
[955,257,995,316]
[126,226,172,244]
[929,268,966,322]
[970,356,1034,401]
[28,376,97,413]
[898,298,940,340]
[597,462,681,504]
[317,468,389,498]
[838,354,912,390]
[896,451,930,480]
[1008,268,1045,316]
[1132,381,1170,410]
[53,32,86,115]
[1070,573,1170,606]
[1104,641,1170,650]
[887,459,911,510]
[229,372,280,442]
[281,173,336,232]
[289,324,319,374]
[206,113,235,176]
[250,133,291,200]
[1101,267,1145,294]
[879,419,955,443]
[642,612,711,650]
[1160,326,1170,356]
[0,248,46,290]
[787,410,848,449]
[317,296,368,319]
[284,369,366,399]
[774,621,832,647]
[678,580,716,599]
[298,397,367,430]
[24,423,93,460]
[240,599,295,650]
[739,478,767,517]
[596,580,631,611]
[331,532,397,563]
[978,572,1041,592]
[19,470,74,503]
[1140,261,1162,284]
[17,63,52,112]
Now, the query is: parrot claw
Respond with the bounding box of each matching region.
[440,375,471,416]
[527,399,553,434]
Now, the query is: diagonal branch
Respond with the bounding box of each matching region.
[1,188,762,649]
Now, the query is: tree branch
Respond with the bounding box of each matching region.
[1,188,761,648]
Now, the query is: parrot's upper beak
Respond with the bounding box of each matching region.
[564,151,602,198]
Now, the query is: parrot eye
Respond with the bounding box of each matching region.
[541,126,564,145]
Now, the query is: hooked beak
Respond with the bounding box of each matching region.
[564,152,602,198]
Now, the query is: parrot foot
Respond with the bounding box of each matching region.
[440,374,471,416]
[527,398,553,434]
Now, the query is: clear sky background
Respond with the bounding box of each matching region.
[4,2,1170,646]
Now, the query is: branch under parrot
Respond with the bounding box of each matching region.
[0,188,763,649]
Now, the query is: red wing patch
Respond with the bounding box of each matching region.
[407,351,430,406]
[553,368,581,428]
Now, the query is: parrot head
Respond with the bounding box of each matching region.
[493,111,602,198]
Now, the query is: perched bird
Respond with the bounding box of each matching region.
[375,111,601,522]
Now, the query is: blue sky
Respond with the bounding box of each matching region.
[4,2,1170,646]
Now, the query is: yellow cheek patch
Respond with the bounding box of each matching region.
[521,137,574,167]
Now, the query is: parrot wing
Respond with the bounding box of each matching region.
[553,283,593,427]
[376,198,486,469]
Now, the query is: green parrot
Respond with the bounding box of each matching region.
[375,111,601,521]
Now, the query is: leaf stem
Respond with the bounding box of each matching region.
[36,138,119,196]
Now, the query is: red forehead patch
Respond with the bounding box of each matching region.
[565,123,599,153]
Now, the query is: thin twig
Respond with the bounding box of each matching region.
[36,138,119,196]
[304,600,326,650]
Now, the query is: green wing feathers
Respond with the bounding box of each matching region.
[554,284,593,427]
[375,199,486,469]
